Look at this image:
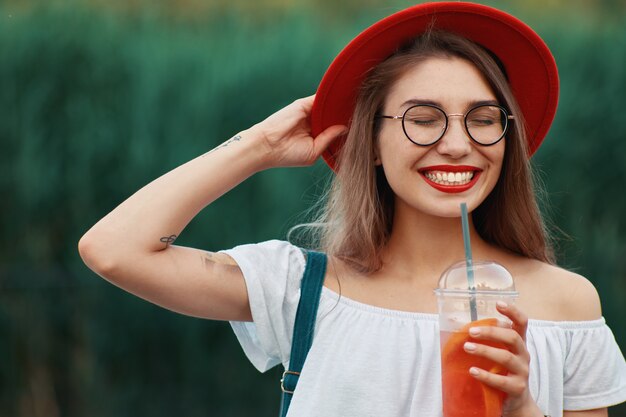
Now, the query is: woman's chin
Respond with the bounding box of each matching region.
[430,207,466,219]
[422,198,486,219]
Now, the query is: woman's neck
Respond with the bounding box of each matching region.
[380,205,498,283]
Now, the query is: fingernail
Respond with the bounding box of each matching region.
[464,342,477,352]
[497,301,508,309]
[469,327,481,336]
[469,367,480,376]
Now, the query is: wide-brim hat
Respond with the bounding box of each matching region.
[311,1,559,170]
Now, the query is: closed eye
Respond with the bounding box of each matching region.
[468,117,498,127]
[406,118,442,127]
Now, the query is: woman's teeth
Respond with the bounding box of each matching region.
[424,171,475,185]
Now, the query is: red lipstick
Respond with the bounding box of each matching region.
[419,165,482,194]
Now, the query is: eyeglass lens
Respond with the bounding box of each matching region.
[402,105,507,145]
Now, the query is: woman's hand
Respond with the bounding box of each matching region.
[250,95,347,168]
[464,302,543,417]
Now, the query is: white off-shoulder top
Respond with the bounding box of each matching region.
[223,240,626,417]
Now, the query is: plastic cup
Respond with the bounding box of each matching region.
[434,260,519,417]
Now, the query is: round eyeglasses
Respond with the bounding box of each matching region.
[376,104,514,146]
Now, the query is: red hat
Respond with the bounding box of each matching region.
[311,2,559,170]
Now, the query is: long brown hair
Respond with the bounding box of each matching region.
[300,30,554,273]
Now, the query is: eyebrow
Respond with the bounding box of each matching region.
[399,98,500,110]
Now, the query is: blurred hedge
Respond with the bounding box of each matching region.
[1,2,625,416]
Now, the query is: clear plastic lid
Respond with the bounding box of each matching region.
[434,260,518,296]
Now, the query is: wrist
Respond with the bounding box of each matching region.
[502,397,544,417]
[237,126,276,172]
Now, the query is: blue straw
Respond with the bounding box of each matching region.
[460,203,478,321]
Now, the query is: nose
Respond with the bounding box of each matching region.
[435,115,472,159]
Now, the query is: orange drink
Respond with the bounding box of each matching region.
[434,261,518,417]
[440,318,507,417]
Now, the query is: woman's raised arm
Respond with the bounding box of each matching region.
[77,95,346,321]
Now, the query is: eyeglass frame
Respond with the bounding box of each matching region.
[376,103,515,147]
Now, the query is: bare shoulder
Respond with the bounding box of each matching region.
[506,257,602,321]
[539,263,602,321]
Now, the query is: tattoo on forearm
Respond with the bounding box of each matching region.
[207,134,242,155]
[160,234,177,249]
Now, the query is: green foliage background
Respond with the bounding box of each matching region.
[1,1,625,416]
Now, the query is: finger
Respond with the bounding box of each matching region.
[464,340,527,375]
[312,125,348,157]
[468,325,528,356]
[469,367,528,397]
[296,95,316,112]
[496,301,529,341]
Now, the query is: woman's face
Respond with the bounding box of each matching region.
[376,56,505,218]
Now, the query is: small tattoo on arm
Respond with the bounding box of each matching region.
[207,134,242,155]
[159,234,177,249]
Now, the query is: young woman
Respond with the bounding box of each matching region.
[78,2,626,416]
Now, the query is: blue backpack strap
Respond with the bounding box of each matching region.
[279,250,327,417]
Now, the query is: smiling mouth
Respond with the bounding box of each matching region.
[418,166,483,193]
[423,170,475,186]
